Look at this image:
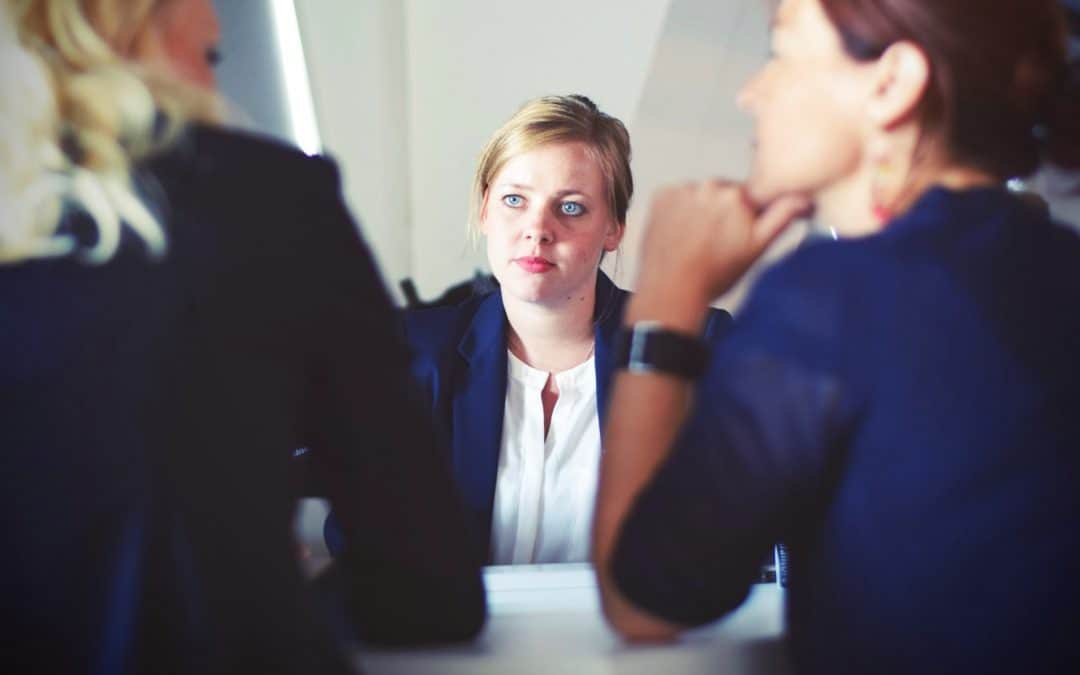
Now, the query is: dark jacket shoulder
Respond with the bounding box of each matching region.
[403,295,488,358]
[149,124,336,181]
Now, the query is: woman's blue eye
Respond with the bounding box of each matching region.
[560,202,585,216]
[502,194,524,207]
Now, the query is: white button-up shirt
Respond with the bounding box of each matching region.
[489,351,601,565]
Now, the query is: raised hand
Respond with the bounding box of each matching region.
[636,180,810,306]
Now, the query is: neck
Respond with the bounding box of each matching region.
[818,155,998,237]
[504,281,596,373]
[817,163,877,237]
[925,165,999,195]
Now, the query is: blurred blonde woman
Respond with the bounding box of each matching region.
[0,0,218,264]
[0,1,483,672]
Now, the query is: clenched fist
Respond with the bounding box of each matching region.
[636,181,810,305]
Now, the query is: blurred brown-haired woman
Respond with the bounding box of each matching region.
[594,1,1080,674]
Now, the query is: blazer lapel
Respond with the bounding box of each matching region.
[593,272,629,434]
[453,290,509,558]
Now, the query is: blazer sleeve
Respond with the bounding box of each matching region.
[610,252,856,626]
[295,157,485,645]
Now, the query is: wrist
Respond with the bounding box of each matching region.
[624,284,712,335]
[613,321,709,379]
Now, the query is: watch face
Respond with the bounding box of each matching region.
[616,324,708,378]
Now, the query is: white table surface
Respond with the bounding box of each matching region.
[354,563,793,675]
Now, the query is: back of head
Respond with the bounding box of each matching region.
[469,94,633,235]
[0,0,218,265]
[819,0,1079,179]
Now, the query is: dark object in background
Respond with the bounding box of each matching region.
[1051,1,1080,169]
[400,271,499,309]
[1014,189,1052,217]
[774,543,789,588]
[757,544,789,586]
[1065,1,1079,35]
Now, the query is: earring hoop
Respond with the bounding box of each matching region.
[870,161,897,224]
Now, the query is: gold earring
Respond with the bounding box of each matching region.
[870,160,897,224]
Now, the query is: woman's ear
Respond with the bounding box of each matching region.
[867,41,931,130]
[603,220,625,252]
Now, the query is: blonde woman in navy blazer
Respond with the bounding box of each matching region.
[404,269,730,564]
[401,96,732,564]
[326,96,729,563]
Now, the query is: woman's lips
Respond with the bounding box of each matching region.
[514,256,555,273]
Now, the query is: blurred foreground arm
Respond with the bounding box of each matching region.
[300,158,485,645]
[593,182,807,640]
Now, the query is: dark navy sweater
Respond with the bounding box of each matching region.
[613,187,1080,675]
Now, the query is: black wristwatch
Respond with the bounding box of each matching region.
[613,321,708,379]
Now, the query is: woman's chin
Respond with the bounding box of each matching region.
[501,277,554,305]
[746,175,816,215]
[744,173,780,209]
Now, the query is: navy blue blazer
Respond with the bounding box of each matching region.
[403,272,733,561]
[1,125,484,675]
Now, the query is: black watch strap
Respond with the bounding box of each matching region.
[613,321,708,379]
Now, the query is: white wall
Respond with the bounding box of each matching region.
[294,0,413,299]
[213,0,294,142]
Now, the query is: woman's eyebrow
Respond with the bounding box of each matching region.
[552,189,591,199]
[494,183,592,199]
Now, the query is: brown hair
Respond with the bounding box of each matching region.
[469,94,633,235]
[819,0,1078,177]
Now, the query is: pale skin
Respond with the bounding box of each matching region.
[592,0,997,641]
[132,0,221,90]
[481,141,624,437]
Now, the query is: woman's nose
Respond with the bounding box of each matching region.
[521,208,554,242]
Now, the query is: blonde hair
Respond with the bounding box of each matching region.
[0,0,220,265]
[469,94,633,237]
